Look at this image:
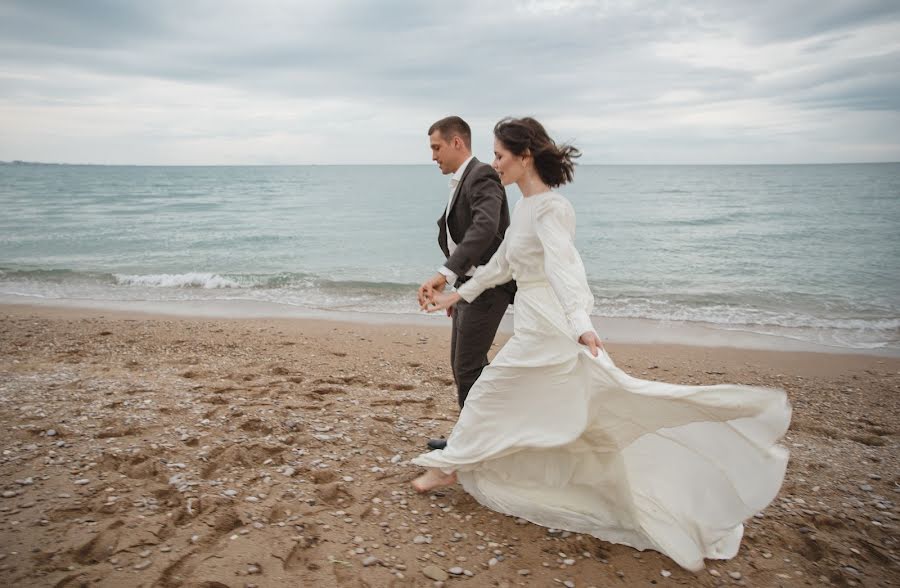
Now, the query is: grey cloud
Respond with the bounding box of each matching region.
[0,0,164,48]
[0,0,898,164]
[687,0,900,43]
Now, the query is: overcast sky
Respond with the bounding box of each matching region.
[1,0,899,165]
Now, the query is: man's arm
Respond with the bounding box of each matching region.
[443,168,505,277]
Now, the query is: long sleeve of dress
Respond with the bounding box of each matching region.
[456,237,513,303]
[533,197,596,340]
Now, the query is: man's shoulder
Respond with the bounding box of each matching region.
[465,159,501,183]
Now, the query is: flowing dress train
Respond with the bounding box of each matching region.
[412,191,790,571]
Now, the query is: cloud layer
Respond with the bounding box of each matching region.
[1,0,898,164]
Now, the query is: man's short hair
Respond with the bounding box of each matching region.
[428,116,472,149]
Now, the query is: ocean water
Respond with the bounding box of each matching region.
[1,163,898,352]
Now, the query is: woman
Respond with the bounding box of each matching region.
[412,117,791,572]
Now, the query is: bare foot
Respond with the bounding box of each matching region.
[411,469,457,493]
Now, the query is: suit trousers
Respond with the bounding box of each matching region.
[449,286,511,408]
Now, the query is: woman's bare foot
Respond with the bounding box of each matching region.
[411,469,457,493]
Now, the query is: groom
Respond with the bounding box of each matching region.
[418,116,516,450]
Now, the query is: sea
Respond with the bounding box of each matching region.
[1,162,898,354]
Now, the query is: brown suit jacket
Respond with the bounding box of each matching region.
[437,158,516,298]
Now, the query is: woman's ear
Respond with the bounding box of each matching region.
[521,149,532,166]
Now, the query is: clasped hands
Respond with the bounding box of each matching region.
[417,273,459,316]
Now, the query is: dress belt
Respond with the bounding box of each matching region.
[516,280,550,291]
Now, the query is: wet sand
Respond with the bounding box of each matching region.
[0,304,897,587]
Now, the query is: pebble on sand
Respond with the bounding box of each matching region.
[422,565,449,581]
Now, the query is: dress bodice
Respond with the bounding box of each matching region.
[457,191,596,339]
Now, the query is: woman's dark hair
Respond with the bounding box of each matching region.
[493,117,581,187]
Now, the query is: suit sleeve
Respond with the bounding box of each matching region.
[534,197,597,340]
[443,168,505,278]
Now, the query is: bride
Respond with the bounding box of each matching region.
[413,116,791,571]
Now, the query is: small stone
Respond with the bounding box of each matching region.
[74,479,89,485]
[518,569,530,576]
[661,569,671,577]
[413,535,429,544]
[45,429,57,437]
[247,564,260,574]
[448,567,464,575]
[859,484,873,492]
[1,492,16,499]
[563,581,575,588]
[363,556,378,567]
[729,571,742,580]
[422,565,448,581]
[709,570,720,577]
[343,476,354,482]
[869,474,882,480]
[563,558,575,565]
[134,560,151,570]
[488,557,498,566]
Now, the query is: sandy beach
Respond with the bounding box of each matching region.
[0,304,897,588]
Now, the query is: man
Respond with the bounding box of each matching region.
[418,116,516,450]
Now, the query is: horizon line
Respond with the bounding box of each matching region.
[3,160,899,168]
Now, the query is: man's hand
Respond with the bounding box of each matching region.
[426,291,462,313]
[418,273,448,309]
[578,331,604,357]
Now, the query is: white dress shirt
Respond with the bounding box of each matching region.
[438,155,476,284]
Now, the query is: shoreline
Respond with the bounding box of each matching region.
[2,296,897,358]
[0,304,898,586]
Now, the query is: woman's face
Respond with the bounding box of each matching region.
[492,138,525,186]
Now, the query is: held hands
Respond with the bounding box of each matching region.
[579,331,604,357]
[418,273,460,315]
[424,291,462,314]
[417,273,447,308]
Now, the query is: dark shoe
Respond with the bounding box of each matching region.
[427,438,447,450]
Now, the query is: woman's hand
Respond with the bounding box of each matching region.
[425,291,462,313]
[579,331,604,357]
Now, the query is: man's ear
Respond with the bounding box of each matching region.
[452,135,464,150]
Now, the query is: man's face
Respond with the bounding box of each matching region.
[430,131,462,175]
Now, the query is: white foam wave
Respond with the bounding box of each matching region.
[114,273,242,289]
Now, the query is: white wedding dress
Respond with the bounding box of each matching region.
[413,191,791,571]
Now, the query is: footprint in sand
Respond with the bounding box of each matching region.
[239,418,273,435]
[73,520,124,564]
[379,382,415,391]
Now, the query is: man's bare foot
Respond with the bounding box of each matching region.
[411,469,457,493]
